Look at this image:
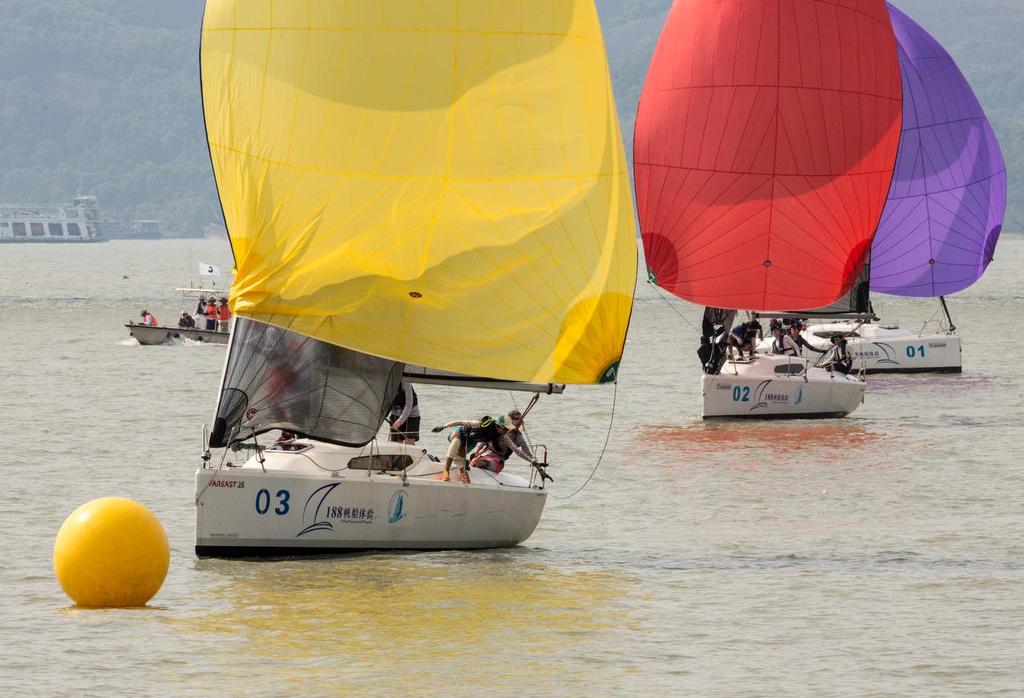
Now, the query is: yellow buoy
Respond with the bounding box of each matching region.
[53,497,169,607]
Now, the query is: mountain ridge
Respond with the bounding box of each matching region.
[1,1,1019,234]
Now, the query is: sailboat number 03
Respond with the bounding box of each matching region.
[255,489,290,515]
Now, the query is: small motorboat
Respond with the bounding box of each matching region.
[126,286,230,345]
[125,321,229,345]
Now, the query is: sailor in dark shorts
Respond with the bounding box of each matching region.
[386,381,420,444]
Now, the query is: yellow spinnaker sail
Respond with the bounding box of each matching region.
[201,1,637,384]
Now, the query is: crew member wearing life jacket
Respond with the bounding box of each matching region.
[215,297,231,332]
[469,414,536,474]
[386,381,420,444]
[204,298,217,331]
[824,335,854,375]
[769,325,800,357]
[432,416,498,483]
[140,309,158,326]
[788,323,826,357]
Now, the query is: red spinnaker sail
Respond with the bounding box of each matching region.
[635,0,903,311]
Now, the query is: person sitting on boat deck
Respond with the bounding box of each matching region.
[140,309,158,326]
[469,414,538,475]
[727,320,761,360]
[215,297,231,332]
[787,322,826,357]
[824,334,854,375]
[386,380,420,445]
[195,295,207,317]
[769,325,800,357]
[204,297,218,331]
[178,311,195,329]
[432,416,496,483]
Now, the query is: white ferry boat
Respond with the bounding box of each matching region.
[0,195,107,243]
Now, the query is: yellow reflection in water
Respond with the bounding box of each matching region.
[173,552,637,695]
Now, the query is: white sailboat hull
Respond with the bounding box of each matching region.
[802,321,961,374]
[195,442,546,557]
[702,355,865,419]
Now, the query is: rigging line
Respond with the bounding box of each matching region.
[552,380,618,501]
[650,282,701,334]
[298,447,339,473]
[917,305,943,336]
[195,425,239,505]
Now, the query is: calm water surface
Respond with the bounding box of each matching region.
[1,240,1021,696]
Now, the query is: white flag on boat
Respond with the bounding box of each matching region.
[198,262,222,276]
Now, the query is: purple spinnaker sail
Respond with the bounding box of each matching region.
[870,4,1007,297]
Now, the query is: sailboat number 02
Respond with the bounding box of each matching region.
[255,488,290,515]
[732,386,750,402]
[906,345,926,358]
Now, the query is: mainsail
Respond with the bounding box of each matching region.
[634,0,903,312]
[210,318,403,448]
[201,1,637,386]
[870,3,1007,297]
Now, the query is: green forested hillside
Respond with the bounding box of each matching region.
[1,1,1021,234]
[0,0,210,234]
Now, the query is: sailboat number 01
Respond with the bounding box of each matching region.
[906,345,926,358]
[255,488,290,515]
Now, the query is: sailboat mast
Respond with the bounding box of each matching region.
[938,296,956,333]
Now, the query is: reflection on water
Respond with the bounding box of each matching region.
[869,372,1002,392]
[168,552,635,695]
[632,421,881,461]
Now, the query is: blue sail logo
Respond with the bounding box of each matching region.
[387,490,407,524]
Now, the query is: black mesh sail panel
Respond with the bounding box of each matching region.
[209,318,404,448]
[793,258,874,318]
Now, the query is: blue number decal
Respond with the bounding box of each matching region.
[732,386,740,401]
[275,489,290,515]
[255,488,270,515]
[732,386,750,402]
[906,344,926,358]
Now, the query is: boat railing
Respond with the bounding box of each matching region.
[528,445,551,489]
[915,312,955,337]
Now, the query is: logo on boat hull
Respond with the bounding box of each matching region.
[296,483,340,537]
[795,385,804,406]
[750,380,790,410]
[388,490,407,524]
[295,483,375,537]
[865,342,899,365]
